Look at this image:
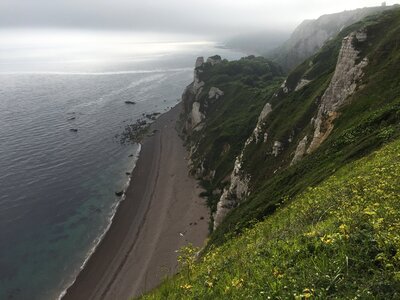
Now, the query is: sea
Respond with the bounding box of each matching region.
[0,29,244,300]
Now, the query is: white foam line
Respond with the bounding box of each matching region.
[58,143,142,300]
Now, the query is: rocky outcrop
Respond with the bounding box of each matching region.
[291,136,308,165]
[253,103,272,143]
[182,57,206,132]
[182,56,227,133]
[281,80,289,94]
[307,30,368,153]
[272,141,283,157]
[195,56,204,68]
[206,55,222,66]
[191,102,205,129]
[213,154,250,230]
[208,87,224,100]
[294,79,311,92]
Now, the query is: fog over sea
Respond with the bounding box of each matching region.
[0,29,244,300]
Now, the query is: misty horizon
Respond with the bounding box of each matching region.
[1,0,400,40]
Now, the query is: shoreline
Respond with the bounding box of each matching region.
[58,145,141,300]
[62,103,209,299]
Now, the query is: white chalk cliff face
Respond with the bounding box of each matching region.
[306,30,368,154]
[213,102,273,229]
[213,154,250,230]
[291,136,308,165]
[191,102,204,128]
[182,57,205,132]
[254,103,272,143]
[288,29,368,165]
[182,56,224,133]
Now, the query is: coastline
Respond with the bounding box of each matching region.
[62,103,209,300]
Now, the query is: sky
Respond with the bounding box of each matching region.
[1,0,399,38]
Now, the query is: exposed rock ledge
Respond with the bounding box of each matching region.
[291,136,308,165]
[307,30,368,154]
[294,79,311,91]
[208,87,224,100]
[213,154,250,230]
[191,102,205,129]
[183,56,226,133]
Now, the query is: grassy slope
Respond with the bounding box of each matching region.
[142,137,400,300]
[209,8,400,246]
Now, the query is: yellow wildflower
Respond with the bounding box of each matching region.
[180,283,192,290]
[231,278,244,288]
[205,280,213,288]
[320,235,334,244]
[273,267,284,279]
[302,288,315,299]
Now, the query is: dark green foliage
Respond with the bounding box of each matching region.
[199,56,283,85]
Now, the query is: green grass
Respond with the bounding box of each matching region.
[141,138,400,300]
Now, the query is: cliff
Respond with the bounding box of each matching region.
[268,5,396,72]
[179,55,283,225]
[202,25,371,231]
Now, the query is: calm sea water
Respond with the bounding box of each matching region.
[0,30,244,300]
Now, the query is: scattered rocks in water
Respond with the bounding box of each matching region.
[200,216,204,220]
[116,118,150,145]
[145,112,161,121]
[124,101,136,105]
[116,111,163,145]
[70,128,78,132]
[115,191,124,197]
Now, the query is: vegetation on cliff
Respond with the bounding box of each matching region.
[180,56,284,221]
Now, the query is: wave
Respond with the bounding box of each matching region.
[0,68,192,76]
[57,143,142,300]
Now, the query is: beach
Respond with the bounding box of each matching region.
[63,103,209,300]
